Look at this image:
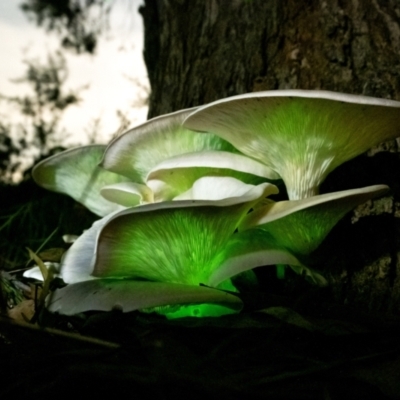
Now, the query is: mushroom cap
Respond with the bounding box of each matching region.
[92,181,278,284]
[46,280,243,317]
[173,176,275,201]
[240,184,389,257]
[58,179,278,285]
[48,180,290,317]
[100,181,154,207]
[184,90,400,199]
[147,150,280,201]
[101,107,240,184]
[32,145,128,216]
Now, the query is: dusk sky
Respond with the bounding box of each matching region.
[0,0,148,148]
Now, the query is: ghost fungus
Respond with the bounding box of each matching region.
[147,150,280,201]
[32,145,129,216]
[184,90,400,199]
[100,181,154,207]
[238,184,389,282]
[32,108,278,216]
[46,280,243,317]
[101,107,240,183]
[100,107,278,203]
[47,179,287,318]
[91,181,278,284]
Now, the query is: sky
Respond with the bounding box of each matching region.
[0,0,149,148]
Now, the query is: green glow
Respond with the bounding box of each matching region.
[94,202,253,286]
[143,302,238,319]
[258,197,368,257]
[100,182,154,206]
[53,182,281,318]
[149,166,267,201]
[259,207,336,256]
[46,279,243,316]
[241,186,388,261]
[124,277,239,319]
[276,264,286,279]
[33,145,128,216]
[147,150,279,201]
[102,109,239,183]
[129,131,238,184]
[167,303,238,319]
[184,94,399,199]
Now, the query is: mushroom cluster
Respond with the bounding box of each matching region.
[26,90,400,318]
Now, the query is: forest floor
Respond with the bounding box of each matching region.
[1,270,399,400]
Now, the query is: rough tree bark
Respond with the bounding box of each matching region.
[140,0,400,316]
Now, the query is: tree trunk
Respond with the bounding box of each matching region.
[140,0,400,316]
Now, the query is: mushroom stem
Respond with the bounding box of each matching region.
[281,161,323,199]
[287,185,320,200]
[183,90,400,201]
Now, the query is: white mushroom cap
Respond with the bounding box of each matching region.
[100,181,154,207]
[32,145,127,216]
[46,280,243,317]
[101,107,240,183]
[46,180,284,318]
[147,150,280,201]
[240,184,389,257]
[57,180,278,285]
[184,90,400,199]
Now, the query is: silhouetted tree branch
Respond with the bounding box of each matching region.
[20,0,112,53]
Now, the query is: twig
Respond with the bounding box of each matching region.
[0,315,120,348]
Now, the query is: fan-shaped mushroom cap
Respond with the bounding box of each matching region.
[47,180,286,318]
[240,184,389,258]
[184,90,400,199]
[173,176,275,201]
[100,181,154,207]
[147,150,280,201]
[58,180,278,285]
[46,280,243,317]
[101,107,240,184]
[32,145,128,216]
[92,182,278,284]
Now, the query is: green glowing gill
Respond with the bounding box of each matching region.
[254,192,379,258]
[93,202,253,286]
[143,302,238,319]
[150,166,267,201]
[185,95,399,199]
[102,108,239,183]
[33,145,128,216]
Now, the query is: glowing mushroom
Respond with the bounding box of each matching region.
[47,280,243,318]
[147,150,279,200]
[101,108,279,202]
[32,145,131,216]
[184,90,400,199]
[46,179,285,318]
[33,108,279,215]
[238,184,389,281]
[101,108,235,182]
